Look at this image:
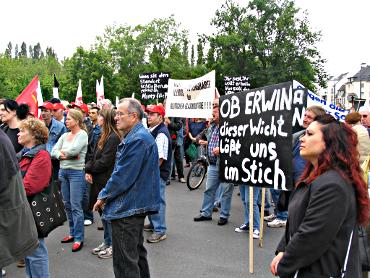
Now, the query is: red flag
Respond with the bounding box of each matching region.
[16,76,40,117]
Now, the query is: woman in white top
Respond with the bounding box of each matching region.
[52,109,88,252]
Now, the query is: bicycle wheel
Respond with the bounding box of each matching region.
[187,161,207,190]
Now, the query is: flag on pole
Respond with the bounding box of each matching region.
[96,76,105,107]
[53,74,59,99]
[75,79,83,105]
[115,96,119,107]
[16,75,40,117]
[36,80,43,117]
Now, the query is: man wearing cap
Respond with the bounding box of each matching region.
[71,103,93,133]
[39,102,67,181]
[52,103,66,124]
[144,104,172,243]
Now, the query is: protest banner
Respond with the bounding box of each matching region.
[219,80,307,273]
[224,75,250,95]
[302,84,349,121]
[219,81,310,191]
[165,70,215,118]
[139,72,170,100]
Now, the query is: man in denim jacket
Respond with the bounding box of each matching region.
[94,98,160,278]
[39,102,67,181]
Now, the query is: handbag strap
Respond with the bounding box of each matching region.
[294,229,353,278]
[341,229,354,278]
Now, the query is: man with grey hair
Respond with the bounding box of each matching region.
[359,106,370,136]
[100,99,113,110]
[94,98,160,278]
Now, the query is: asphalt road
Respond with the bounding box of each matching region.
[5,176,284,278]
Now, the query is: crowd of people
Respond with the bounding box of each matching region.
[0,95,369,278]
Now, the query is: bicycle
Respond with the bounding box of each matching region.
[186,145,208,190]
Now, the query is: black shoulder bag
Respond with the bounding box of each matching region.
[23,150,67,238]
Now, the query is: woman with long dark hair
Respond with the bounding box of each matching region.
[271,114,369,278]
[85,109,122,259]
[0,99,29,153]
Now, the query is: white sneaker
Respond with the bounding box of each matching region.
[92,242,109,255]
[234,224,249,233]
[267,218,287,228]
[98,246,113,259]
[84,219,93,226]
[253,229,260,239]
[264,213,276,222]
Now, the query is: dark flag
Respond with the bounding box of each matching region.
[53,74,59,98]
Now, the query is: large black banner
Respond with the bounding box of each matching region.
[224,76,250,95]
[219,81,307,190]
[139,72,170,100]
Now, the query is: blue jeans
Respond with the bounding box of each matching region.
[25,238,50,278]
[102,218,112,246]
[214,185,224,206]
[239,185,261,231]
[258,188,271,210]
[59,168,86,242]
[200,165,234,219]
[270,189,288,220]
[83,182,94,222]
[149,178,166,235]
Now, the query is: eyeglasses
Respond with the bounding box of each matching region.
[116,111,132,117]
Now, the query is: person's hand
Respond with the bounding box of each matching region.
[198,139,207,146]
[212,147,220,156]
[164,118,171,126]
[85,173,93,184]
[270,252,284,276]
[59,151,67,160]
[93,199,105,212]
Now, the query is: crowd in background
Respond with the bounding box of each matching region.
[0,96,369,278]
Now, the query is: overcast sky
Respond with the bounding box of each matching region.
[1,0,369,79]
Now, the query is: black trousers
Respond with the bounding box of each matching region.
[111,215,149,278]
[171,144,184,179]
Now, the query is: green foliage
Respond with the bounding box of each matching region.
[0,2,326,102]
[210,0,327,91]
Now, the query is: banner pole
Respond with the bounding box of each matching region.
[249,186,254,273]
[259,188,266,248]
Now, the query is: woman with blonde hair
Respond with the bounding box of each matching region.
[52,109,88,252]
[85,109,122,259]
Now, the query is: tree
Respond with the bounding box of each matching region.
[33,43,42,59]
[4,42,12,58]
[29,46,33,59]
[196,37,204,65]
[210,0,327,91]
[190,45,195,67]
[20,42,27,58]
[14,44,19,58]
[46,46,57,60]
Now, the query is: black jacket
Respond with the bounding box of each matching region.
[0,130,39,268]
[85,132,121,209]
[276,170,361,278]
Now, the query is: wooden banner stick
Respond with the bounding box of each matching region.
[259,187,266,248]
[249,186,254,274]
